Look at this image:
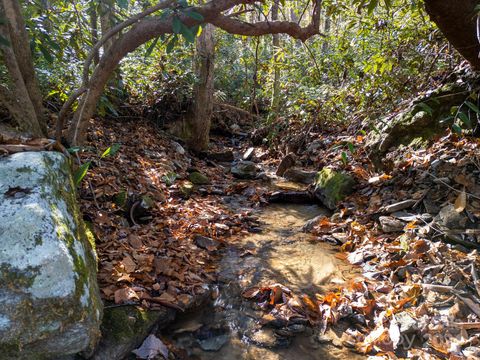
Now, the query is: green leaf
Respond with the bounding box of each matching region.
[179,24,195,44]
[172,16,182,34]
[73,161,91,186]
[367,0,379,14]
[145,37,159,58]
[166,35,177,53]
[184,10,204,21]
[67,146,83,154]
[416,102,433,116]
[452,124,463,134]
[341,151,348,165]
[117,0,128,9]
[347,142,355,154]
[38,43,54,63]
[101,143,121,158]
[465,101,480,114]
[457,112,472,128]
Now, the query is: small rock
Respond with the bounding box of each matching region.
[198,335,229,352]
[436,204,468,229]
[286,324,306,333]
[316,334,333,344]
[179,182,194,198]
[276,153,296,176]
[283,168,317,184]
[208,150,234,162]
[248,227,263,233]
[302,215,325,233]
[395,311,418,334]
[306,140,322,154]
[384,200,416,213]
[196,327,229,352]
[172,141,185,155]
[274,328,294,337]
[247,328,291,349]
[243,147,255,161]
[193,235,220,251]
[231,161,258,179]
[230,124,241,133]
[188,172,210,185]
[379,216,405,233]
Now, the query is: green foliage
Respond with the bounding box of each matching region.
[449,94,480,133]
[161,172,178,186]
[3,0,457,140]
[101,143,121,159]
[72,144,122,187]
[73,161,91,187]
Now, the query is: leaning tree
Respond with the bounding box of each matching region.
[56,0,323,147]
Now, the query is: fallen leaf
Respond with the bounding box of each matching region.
[114,287,139,304]
[454,187,467,213]
[132,334,168,359]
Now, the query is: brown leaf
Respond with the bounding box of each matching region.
[121,255,136,273]
[454,187,467,213]
[114,287,139,304]
[128,234,143,249]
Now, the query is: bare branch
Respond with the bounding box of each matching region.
[211,0,323,41]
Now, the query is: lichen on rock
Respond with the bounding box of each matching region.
[0,151,103,359]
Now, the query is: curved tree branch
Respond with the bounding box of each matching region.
[65,0,324,145]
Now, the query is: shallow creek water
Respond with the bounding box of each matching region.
[162,192,362,359]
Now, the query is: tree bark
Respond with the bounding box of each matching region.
[188,23,215,152]
[89,4,100,66]
[271,0,281,113]
[424,0,480,69]
[0,0,46,136]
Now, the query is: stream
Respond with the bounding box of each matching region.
[161,187,362,359]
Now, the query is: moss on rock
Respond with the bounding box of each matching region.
[313,168,355,210]
[92,306,175,360]
[367,78,472,168]
[188,171,210,185]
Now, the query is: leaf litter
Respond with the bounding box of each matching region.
[79,117,480,359]
[240,127,480,359]
[77,119,258,313]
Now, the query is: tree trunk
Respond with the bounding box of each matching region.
[100,0,116,52]
[90,4,99,66]
[271,0,281,113]
[100,0,123,90]
[0,0,46,136]
[424,0,480,69]
[187,23,215,152]
[321,14,330,54]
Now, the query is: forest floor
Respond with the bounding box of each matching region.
[74,116,480,360]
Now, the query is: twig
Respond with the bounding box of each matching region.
[471,263,480,299]
[421,170,480,201]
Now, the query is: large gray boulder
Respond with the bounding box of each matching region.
[0,151,103,359]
